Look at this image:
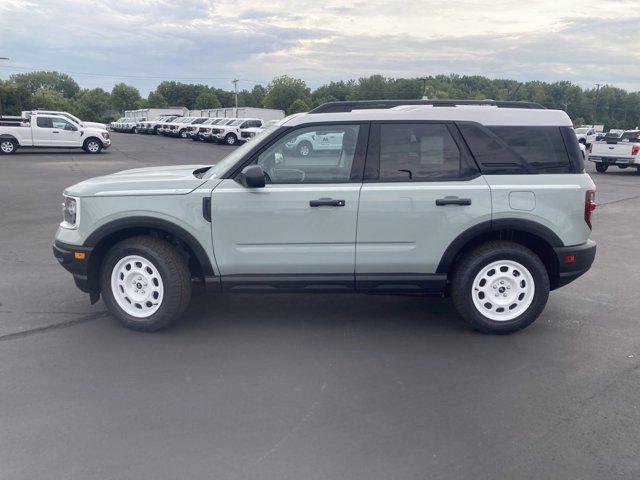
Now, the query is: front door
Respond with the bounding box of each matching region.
[355,122,492,291]
[210,123,368,289]
[49,118,81,146]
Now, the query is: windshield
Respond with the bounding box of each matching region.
[206,125,281,179]
[192,118,207,124]
[229,119,243,126]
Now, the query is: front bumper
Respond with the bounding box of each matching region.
[52,240,97,293]
[553,240,596,289]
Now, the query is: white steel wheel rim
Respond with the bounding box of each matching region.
[1,141,14,153]
[110,255,164,318]
[87,141,100,152]
[471,260,535,321]
[226,135,235,144]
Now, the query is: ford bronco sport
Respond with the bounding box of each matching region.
[53,100,596,334]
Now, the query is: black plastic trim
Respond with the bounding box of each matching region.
[436,219,564,274]
[221,274,354,292]
[356,274,446,293]
[83,216,215,277]
[553,240,596,289]
[310,100,545,113]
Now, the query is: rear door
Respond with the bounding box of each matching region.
[33,116,54,146]
[355,122,491,291]
[210,123,368,287]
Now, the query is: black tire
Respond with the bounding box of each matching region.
[224,133,237,145]
[297,140,313,157]
[83,138,103,154]
[579,138,586,145]
[450,241,550,334]
[153,126,159,135]
[131,127,137,134]
[595,163,608,173]
[0,138,17,155]
[100,236,192,332]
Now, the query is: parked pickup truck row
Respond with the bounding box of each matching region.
[117,115,272,145]
[1,112,110,154]
[588,130,640,174]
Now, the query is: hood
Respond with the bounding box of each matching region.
[65,165,210,197]
[82,121,107,129]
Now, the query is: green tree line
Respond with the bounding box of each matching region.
[1,71,639,129]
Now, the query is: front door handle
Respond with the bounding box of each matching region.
[436,196,472,206]
[310,198,345,207]
[52,130,60,134]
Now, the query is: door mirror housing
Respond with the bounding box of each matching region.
[239,165,266,188]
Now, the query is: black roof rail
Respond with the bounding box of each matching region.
[309,99,546,113]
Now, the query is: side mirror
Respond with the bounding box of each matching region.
[239,165,266,188]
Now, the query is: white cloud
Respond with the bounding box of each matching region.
[0,0,638,93]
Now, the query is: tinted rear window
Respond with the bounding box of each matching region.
[458,124,573,174]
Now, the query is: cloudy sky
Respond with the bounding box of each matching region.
[1,0,639,94]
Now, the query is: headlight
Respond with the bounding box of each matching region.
[102,132,110,140]
[61,195,80,229]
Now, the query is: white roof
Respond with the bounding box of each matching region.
[282,105,572,127]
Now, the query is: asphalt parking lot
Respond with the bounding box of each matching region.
[1,132,639,479]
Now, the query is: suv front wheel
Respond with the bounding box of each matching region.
[100,236,192,331]
[450,241,549,334]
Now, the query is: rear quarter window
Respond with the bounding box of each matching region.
[458,123,574,174]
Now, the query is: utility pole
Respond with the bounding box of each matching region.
[594,83,603,124]
[232,79,239,109]
[420,77,428,100]
[0,57,9,116]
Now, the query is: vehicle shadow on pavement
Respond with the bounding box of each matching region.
[172,290,469,335]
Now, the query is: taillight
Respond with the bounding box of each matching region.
[632,145,640,156]
[588,144,593,154]
[585,189,596,230]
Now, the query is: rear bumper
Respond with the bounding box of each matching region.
[589,156,639,166]
[553,240,596,289]
[52,240,96,293]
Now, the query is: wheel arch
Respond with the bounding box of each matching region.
[83,136,104,147]
[84,216,215,293]
[437,219,564,289]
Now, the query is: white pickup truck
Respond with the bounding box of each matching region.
[23,110,107,131]
[574,127,597,146]
[589,130,640,173]
[0,112,110,154]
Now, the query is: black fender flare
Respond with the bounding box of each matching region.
[436,218,564,274]
[84,216,214,277]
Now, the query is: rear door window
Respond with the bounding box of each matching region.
[36,117,53,128]
[376,123,476,181]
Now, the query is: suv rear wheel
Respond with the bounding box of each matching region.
[100,236,192,332]
[450,241,549,334]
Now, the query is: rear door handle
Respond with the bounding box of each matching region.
[436,196,472,206]
[309,198,345,207]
